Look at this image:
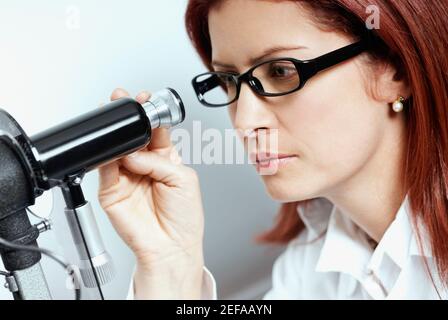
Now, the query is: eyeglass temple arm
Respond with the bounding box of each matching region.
[303,40,368,75]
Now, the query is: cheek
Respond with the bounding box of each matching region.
[280,66,384,182]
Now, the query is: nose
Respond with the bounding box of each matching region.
[233,82,275,134]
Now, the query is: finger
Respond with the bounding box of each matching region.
[135,90,151,104]
[97,89,130,190]
[110,88,130,101]
[121,150,188,186]
[169,147,183,165]
[98,161,120,191]
[147,128,173,153]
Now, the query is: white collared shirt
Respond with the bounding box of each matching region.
[127,194,446,300]
[263,194,446,299]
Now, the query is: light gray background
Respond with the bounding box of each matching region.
[0,0,284,299]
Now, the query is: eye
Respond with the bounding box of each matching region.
[268,63,297,79]
[217,74,234,85]
[215,73,238,93]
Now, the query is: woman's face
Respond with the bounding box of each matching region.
[208,0,405,202]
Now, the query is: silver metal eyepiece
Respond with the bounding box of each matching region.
[142,88,185,129]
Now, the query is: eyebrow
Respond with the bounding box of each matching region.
[211,45,308,69]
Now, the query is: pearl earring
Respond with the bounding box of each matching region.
[392,96,405,113]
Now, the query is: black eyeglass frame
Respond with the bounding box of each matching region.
[192,39,368,108]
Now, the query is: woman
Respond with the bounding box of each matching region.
[98,0,448,299]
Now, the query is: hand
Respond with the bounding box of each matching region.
[98,88,205,298]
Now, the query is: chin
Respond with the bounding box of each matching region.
[262,175,311,202]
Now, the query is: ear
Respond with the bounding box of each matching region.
[370,61,411,104]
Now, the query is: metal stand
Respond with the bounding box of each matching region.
[0,210,52,300]
[5,263,52,300]
[60,174,114,299]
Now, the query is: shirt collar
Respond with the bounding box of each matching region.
[297,193,432,295]
[296,197,333,238]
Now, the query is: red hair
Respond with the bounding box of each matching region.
[185,0,448,285]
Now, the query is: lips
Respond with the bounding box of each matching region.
[252,152,297,163]
[251,152,298,174]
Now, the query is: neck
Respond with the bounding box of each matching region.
[324,120,408,243]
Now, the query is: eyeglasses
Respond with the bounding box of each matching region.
[192,39,367,107]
